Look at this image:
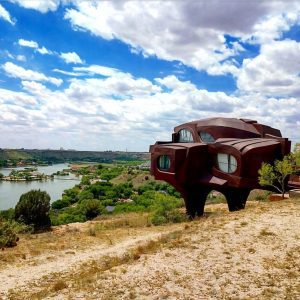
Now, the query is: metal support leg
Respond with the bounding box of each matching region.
[184,187,210,218]
[223,188,250,212]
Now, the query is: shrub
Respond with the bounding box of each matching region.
[0,208,15,221]
[113,203,145,214]
[15,189,51,230]
[63,186,80,203]
[0,221,19,248]
[137,181,181,198]
[165,209,187,223]
[112,182,133,199]
[51,198,71,210]
[50,208,86,226]
[77,190,94,202]
[78,199,104,220]
[150,194,186,225]
[98,166,123,181]
[11,221,34,234]
[88,182,113,198]
[50,199,104,225]
[81,175,90,185]
[151,214,167,226]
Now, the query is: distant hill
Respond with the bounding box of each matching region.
[0,149,150,163]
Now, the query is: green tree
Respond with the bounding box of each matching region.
[258,156,293,199]
[51,197,71,210]
[78,199,103,220]
[0,160,7,167]
[81,175,90,185]
[15,189,51,230]
[77,190,94,202]
[63,186,80,203]
[0,173,4,179]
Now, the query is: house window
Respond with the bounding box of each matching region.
[178,129,194,142]
[199,131,215,143]
[158,155,171,171]
[217,153,237,173]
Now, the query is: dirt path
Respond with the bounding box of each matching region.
[0,225,185,298]
[1,200,300,299]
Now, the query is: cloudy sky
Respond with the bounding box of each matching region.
[0,1,299,151]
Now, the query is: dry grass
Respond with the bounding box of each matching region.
[2,198,300,300]
[7,229,188,299]
[259,228,277,237]
[52,280,68,292]
[0,212,154,269]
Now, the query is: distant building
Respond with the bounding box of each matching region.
[105,206,115,213]
[90,178,108,184]
[137,162,150,170]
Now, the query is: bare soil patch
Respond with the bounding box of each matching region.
[1,199,299,299]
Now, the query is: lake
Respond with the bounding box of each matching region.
[0,164,80,210]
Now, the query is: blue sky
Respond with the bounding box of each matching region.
[0,1,299,151]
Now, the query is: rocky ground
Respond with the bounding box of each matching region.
[1,199,299,300]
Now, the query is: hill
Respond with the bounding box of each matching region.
[0,148,150,164]
[1,198,299,299]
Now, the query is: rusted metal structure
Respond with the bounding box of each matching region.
[150,117,291,217]
[289,174,300,189]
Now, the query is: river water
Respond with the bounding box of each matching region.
[0,164,80,210]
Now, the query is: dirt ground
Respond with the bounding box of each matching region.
[1,199,299,299]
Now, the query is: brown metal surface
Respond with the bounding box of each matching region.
[150,117,291,217]
[288,174,300,189]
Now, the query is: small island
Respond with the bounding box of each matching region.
[53,170,70,176]
[0,168,54,182]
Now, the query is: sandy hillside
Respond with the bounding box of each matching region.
[1,199,299,300]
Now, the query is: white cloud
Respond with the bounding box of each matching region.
[73,65,121,77]
[10,1,300,77]
[246,14,297,44]
[66,73,161,100]
[12,0,61,13]
[21,81,50,96]
[0,3,15,24]
[2,62,63,86]
[53,65,122,77]
[53,69,84,76]
[18,39,53,55]
[4,51,14,59]
[16,55,26,62]
[18,39,38,48]
[37,46,53,55]
[63,1,300,75]
[11,1,300,76]
[60,52,83,64]
[1,51,26,62]
[1,2,300,149]
[237,40,300,96]
[0,88,37,106]
[0,68,299,150]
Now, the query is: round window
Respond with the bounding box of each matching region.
[217,153,237,173]
[158,155,171,171]
[199,131,215,143]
